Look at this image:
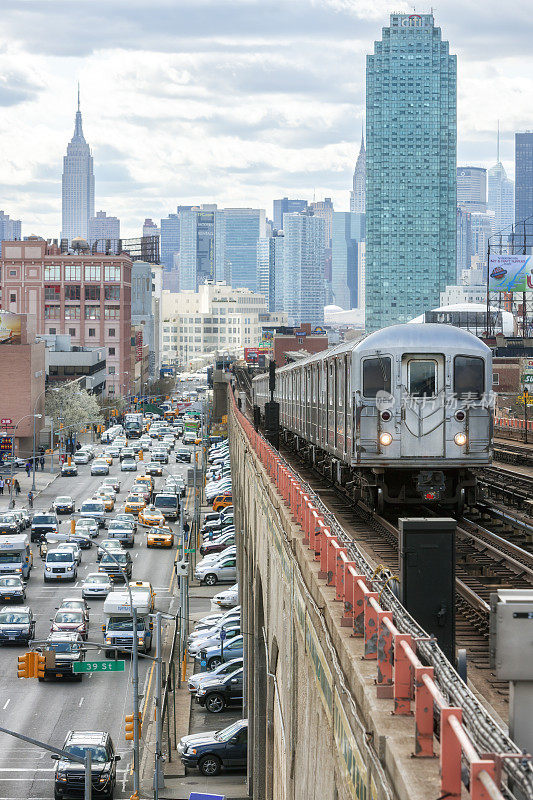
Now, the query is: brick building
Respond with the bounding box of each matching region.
[272,323,328,365]
[0,239,132,396]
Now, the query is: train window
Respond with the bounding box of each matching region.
[454,356,484,399]
[362,357,391,397]
[409,360,436,397]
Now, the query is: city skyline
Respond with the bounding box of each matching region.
[0,1,530,238]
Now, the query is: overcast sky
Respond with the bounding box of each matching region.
[0,0,531,238]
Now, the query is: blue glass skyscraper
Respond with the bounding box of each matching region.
[366,13,456,331]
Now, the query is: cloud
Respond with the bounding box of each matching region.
[0,71,41,106]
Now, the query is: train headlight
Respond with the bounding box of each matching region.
[454,433,467,446]
[379,432,393,447]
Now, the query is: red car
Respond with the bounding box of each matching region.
[50,609,88,640]
[200,534,235,557]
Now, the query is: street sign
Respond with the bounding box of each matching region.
[72,660,125,673]
[219,629,227,641]
[1,419,12,426]
[185,548,195,554]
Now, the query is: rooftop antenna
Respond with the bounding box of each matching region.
[497,119,500,164]
[77,82,80,112]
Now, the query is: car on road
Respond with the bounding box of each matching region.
[56,542,82,566]
[101,476,121,493]
[31,513,60,543]
[79,499,106,529]
[146,526,174,548]
[175,448,191,463]
[194,554,237,586]
[151,449,168,464]
[195,666,244,713]
[44,549,78,582]
[99,550,133,582]
[52,496,75,515]
[124,495,145,514]
[0,576,26,603]
[105,445,121,459]
[91,459,110,476]
[0,606,35,645]
[73,451,90,465]
[0,513,20,536]
[114,513,137,534]
[58,598,90,623]
[106,520,135,548]
[121,457,137,473]
[177,718,247,776]
[212,584,239,608]
[145,462,163,476]
[187,657,243,694]
[138,506,165,527]
[129,580,155,611]
[50,608,88,640]
[101,452,114,466]
[82,573,112,599]
[61,462,78,477]
[97,539,124,562]
[95,490,115,512]
[52,729,121,800]
[75,518,99,540]
[38,632,85,682]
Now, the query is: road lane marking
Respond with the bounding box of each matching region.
[2,700,9,710]
[78,696,84,707]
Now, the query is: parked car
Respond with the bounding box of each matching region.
[187,657,243,694]
[177,718,247,776]
[195,667,244,713]
[188,622,242,657]
[197,634,244,670]
[212,584,239,609]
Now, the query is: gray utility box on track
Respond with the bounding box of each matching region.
[490,590,533,680]
[399,518,456,663]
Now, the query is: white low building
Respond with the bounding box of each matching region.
[440,284,487,306]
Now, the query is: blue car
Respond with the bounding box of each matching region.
[177,718,247,776]
[196,634,244,670]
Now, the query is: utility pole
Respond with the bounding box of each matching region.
[154,611,162,798]
[132,606,140,798]
[525,387,529,445]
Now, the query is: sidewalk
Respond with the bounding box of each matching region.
[0,465,59,510]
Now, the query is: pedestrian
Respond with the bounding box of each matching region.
[13,479,20,496]
[27,490,33,509]
[25,462,31,478]
[0,477,4,495]
[39,456,45,471]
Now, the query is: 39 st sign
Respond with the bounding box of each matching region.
[1,419,12,426]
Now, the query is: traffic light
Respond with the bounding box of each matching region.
[125,714,136,741]
[138,450,143,461]
[17,653,31,678]
[36,652,46,679]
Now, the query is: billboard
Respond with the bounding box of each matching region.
[489,254,533,292]
[0,312,21,344]
[244,347,271,363]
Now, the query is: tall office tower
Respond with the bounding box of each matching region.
[143,218,160,238]
[160,213,180,273]
[178,206,216,291]
[215,209,266,292]
[309,197,334,247]
[0,211,21,242]
[88,211,120,251]
[331,212,366,309]
[487,126,514,236]
[457,167,487,212]
[61,88,95,244]
[515,133,533,237]
[273,198,308,232]
[257,232,284,312]
[366,13,456,331]
[282,212,325,327]
[456,207,472,281]
[350,129,366,213]
[470,212,492,263]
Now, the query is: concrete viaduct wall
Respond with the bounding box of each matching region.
[229,403,440,800]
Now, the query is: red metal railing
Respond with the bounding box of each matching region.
[230,392,516,800]
[495,415,533,432]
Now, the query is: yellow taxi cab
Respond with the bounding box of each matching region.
[124,494,146,514]
[138,505,166,527]
[102,453,114,466]
[135,474,153,492]
[212,494,232,513]
[146,525,174,548]
[96,490,115,512]
[129,580,156,611]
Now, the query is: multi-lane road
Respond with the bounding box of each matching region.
[0,443,187,799]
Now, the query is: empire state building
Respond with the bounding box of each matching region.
[61,89,94,243]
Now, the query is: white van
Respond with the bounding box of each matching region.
[44,549,77,582]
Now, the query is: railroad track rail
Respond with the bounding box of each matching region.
[493,441,533,468]
[478,465,533,513]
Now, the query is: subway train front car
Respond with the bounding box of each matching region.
[252,324,492,513]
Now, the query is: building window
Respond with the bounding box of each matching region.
[64,265,81,281]
[492,373,499,386]
[44,266,60,280]
[65,285,81,300]
[85,305,100,319]
[9,293,16,303]
[109,328,116,337]
[48,328,56,334]
[104,306,120,319]
[104,266,120,282]
[69,328,76,336]
[44,305,60,319]
[109,347,115,355]
[108,366,116,374]
[84,285,101,301]
[104,286,120,300]
[64,307,80,320]
[84,265,101,281]
[9,270,16,276]
[89,328,95,337]
[44,285,60,301]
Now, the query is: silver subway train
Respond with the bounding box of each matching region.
[252,324,493,512]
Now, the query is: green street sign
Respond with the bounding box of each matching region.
[185,548,195,553]
[73,660,125,674]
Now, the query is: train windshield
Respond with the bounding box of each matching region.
[362,357,391,397]
[409,360,436,397]
[454,356,484,399]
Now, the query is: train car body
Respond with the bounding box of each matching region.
[252,324,492,511]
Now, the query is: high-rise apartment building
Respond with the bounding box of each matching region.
[282,212,325,327]
[257,232,284,312]
[309,198,334,247]
[273,198,308,232]
[488,163,514,236]
[366,13,456,331]
[350,131,366,213]
[0,211,21,244]
[515,132,533,234]
[456,207,472,281]
[178,207,216,291]
[215,209,266,292]
[457,167,487,212]
[331,212,365,309]
[61,90,95,244]
[88,210,120,252]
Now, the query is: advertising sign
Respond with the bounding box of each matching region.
[0,312,22,344]
[489,254,533,292]
[0,436,13,454]
[244,347,271,363]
